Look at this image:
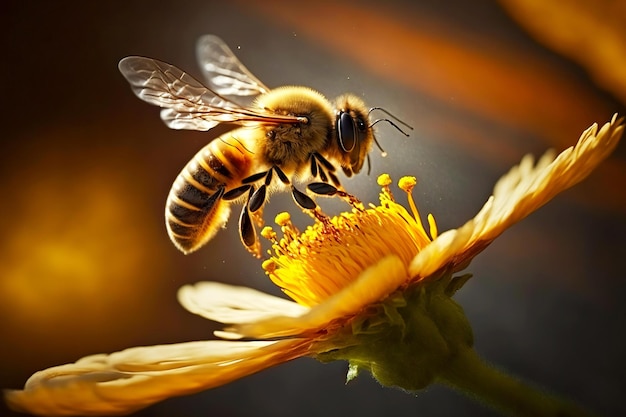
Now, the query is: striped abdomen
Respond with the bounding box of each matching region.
[165,132,254,253]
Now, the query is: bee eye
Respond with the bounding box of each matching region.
[357,118,367,131]
[337,111,357,152]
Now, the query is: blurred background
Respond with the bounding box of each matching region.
[2,0,625,416]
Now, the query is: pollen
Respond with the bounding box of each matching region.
[274,212,292,227]
[262,175,435,307]
[398,176,417,192]
[260,226,276,242]
[377,173,392,186]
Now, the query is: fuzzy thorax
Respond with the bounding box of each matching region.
[254,86,334,168]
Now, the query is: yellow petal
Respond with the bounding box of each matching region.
[178,281,308,326]
[5,339,310,416]
[232,255,409,338]
[408,225,474,279]
[472,115,623,243]
[410,114,624,278]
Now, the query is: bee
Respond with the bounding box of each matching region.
[119,35,411,257]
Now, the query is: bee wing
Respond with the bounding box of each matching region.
[119,57,300,131]
[196,35,270,98]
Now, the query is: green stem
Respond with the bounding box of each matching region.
[436,348,595,417]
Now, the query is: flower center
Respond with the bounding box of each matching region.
[261,174,436,307]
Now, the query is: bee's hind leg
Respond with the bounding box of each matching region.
[236,185,263,258]
[238,201,261,258]
[236,166,293,256]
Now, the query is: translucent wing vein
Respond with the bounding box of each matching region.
[196,34,270,97]
[118,56,302,131]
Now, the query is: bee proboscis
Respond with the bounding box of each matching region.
[119,35,411,257]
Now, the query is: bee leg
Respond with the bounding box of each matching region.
[242,170,269,184]
[237,167,290,256]
[248,184,267,213]
[223,184,252,201]
[291,185,316,210]
[243,167,288,209]
[272,165,291,185]
[307,182,338,196]
[245,183,267,228]
[309,154,318,178]
[289,185,335,229]
[251,205,264,228]
[307,154,364,210]
[338,189,363,210]
[307,181,363,211]
[238,202,261,258]
[310,208,335,231]
[272,164,340,227]
[311,153,341,187]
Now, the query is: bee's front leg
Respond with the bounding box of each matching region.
[306,182,363,211]
[310,153,340,186]
[307,153,363,207]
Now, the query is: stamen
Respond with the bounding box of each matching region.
[260,226,277,243]
[398,176,433,243]
[397,176,417,193]
[377,174,394,202]
[275,212,292,227]
[377,174,393,187]
[427,213,438,240]
[262,174,437,306]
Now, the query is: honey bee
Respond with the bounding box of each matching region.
[119,35,411,257]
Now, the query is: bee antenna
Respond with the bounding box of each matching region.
[372,134,387,158]
[368,107,414,137]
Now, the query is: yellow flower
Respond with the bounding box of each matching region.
[5,115,623,416]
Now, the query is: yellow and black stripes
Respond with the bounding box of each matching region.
[165,135,253,253]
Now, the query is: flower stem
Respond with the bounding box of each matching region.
[436,348,595,417]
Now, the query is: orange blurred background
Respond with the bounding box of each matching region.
[2,1,625,416]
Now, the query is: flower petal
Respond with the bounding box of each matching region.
[232,255,409,338]
[178,281,308,325]
[5,339,310,416]
[471,115,623,243]
[409,226,472,279]
[409,114,624,278]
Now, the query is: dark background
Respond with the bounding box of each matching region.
[2,1,625,416]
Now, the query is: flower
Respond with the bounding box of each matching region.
[5,115,623,416]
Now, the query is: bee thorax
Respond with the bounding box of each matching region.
[262,125,313,165]
[255,86,334,166]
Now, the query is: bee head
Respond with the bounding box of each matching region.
[334,95,414,176]
[334,94,373,177]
